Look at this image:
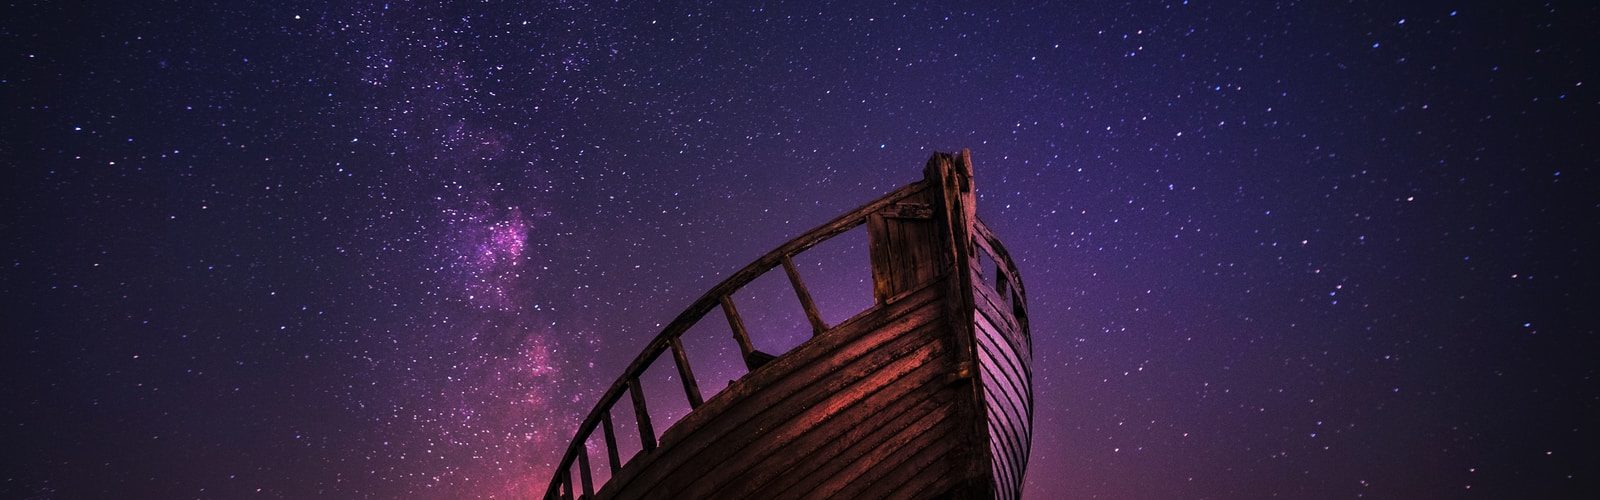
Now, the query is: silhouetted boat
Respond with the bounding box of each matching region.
[545,150,1032,499]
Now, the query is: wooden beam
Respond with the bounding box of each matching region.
[866,214,892,304]
[576,444,594,497]
[601,412,621,472]
[882,202,933,219]
[559,466,573,500]
[669,336,705,408]
[720,295,763,370]
[781,255,829,336]
[627,377,657,452]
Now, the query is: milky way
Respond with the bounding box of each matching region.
[5,1,1597,499]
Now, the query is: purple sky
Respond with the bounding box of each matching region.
[5,1,1596,498]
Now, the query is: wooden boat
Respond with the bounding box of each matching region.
[544,150,1032,499]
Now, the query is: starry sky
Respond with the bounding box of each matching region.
[4,1,1597,499]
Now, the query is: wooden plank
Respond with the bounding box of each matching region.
[626,377,656,453]
[601,412,621,473]
[668,336,704,409]
[599,284,947,498]
[896,457,965,500]
[803,410,957,500]
[979,377,1028,491]
[866,214,892,304]
[628,279,940,462]
[881,202,933,219]
[978,328,1032,425]
[857,424,958,499]
[780,254,828,336]
[633,320,946,498]
[758,384,951,498]
[908,218,940,286]
[974,216,1026,302]
[976,315,1032,495]
[976,308,1030,393]
[987,420,1022,498]
[709,356,955,499]
[977,314,1033,431]
[891,215,913,293]
[674,332,950,498]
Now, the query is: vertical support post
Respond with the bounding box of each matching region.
[601,412,621,472]
[669,336,704,408]
[720,295,765,370]
[926,149,994,498]
[626,377,656,452]
[576,445,594,497]
[781,255,829,336]
[559,465,574,500]
[866,214,892,304]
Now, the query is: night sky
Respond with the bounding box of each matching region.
[4,1,1597,499]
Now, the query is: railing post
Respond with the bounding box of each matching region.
[576,445,594,497]
[781,255,829,336]
[601,412,621,472]
[559,466,574,500]
[626,377,657,452]
[719,295,765,370]
[669,336,705,408]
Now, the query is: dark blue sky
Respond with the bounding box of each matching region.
[5,1,1596,498]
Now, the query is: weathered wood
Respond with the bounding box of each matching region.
[754,375,952,497]
[926,149,996,499]
[601,413,621,473]
[545,151,1032,500]
[856,417,959,500]
[780,254,828,336]
[672,325,949,498]
[881,202,933,219]
[542,179,929,500]
[803,407,957,500]
[684,338,948,499]
[866,214,893,304]
[706,347,955,498]
[668,336,704,408]
[626,378,656,453]
[973,217,1026,302]
[719,295,771,371]
[598,280,946,498]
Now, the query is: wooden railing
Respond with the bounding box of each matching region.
[543,167,1030,500]
[544,179,930,499]
[972,218,1030,335]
